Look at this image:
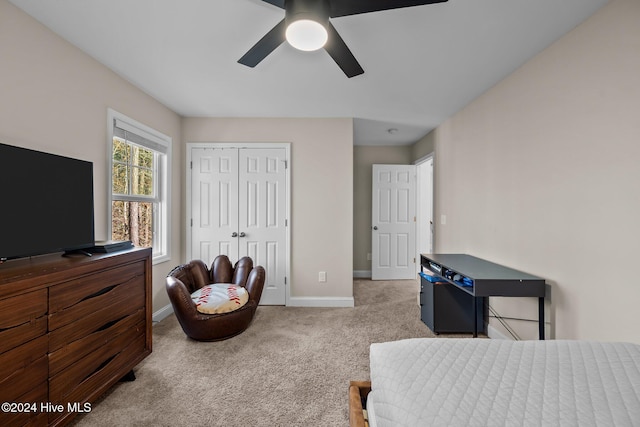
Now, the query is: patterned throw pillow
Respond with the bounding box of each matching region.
[191,283,249,314]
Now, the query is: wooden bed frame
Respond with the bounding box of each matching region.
[349,381,371,427]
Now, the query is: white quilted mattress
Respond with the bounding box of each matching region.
[367,338,640,427]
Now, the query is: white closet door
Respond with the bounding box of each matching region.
[189,145,288,305]
[239,148,287,305]
[371,164,416,280]
[191,148,239,263]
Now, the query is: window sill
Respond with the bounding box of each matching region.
[152,253,171,266]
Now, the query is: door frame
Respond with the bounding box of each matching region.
[415,153,434,272]
[186,142,291,305]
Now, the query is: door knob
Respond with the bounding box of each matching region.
[373,226,378,230]
[239,232,246,237]
[231,232,238,237]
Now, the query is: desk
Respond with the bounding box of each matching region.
[421,254,546,339]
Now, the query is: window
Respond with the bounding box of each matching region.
[108,110,171,263]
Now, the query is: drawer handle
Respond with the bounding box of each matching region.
[95,316,126,333]
[80,285,116,302]
[83,355,116,382]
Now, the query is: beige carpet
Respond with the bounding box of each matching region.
[72,279,470,426]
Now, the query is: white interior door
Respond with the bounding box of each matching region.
[417,157,434,256]
[372,164,416,280]
[189,145,288,305]
[238,148,287,305]
[191,147,239,262]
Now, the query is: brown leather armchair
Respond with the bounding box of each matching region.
[166,255,265,341]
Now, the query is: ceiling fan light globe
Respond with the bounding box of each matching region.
[286,19,328,51]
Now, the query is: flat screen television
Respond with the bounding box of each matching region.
[0,143,95,260]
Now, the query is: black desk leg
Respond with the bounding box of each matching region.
[473,297,485,337]
[472,296,477,337]
[538,297,545,340]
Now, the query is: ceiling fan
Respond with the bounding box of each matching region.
[238,0,448,78]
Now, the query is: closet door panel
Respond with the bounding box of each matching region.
[191,148,239,261]
[239,148,287,304]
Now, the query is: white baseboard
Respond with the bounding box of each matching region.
[287,296,355,308]
[153,304,174,323]
[353,270,371,278]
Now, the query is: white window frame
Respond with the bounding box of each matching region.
[107,108,171,264]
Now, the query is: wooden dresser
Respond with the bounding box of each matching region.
[0,248,152,427]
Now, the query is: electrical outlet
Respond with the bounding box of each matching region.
[318,271,327,282]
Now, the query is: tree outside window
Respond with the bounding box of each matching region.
[111,138,156,249]
[109,110,170,263]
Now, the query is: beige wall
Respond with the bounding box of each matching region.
[426,0,640,342]
[0,0,182,312]
[353,145,413,272]
[182,118,354,301]
[412,131,435,162]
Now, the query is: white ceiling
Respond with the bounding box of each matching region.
[9,0,607,145]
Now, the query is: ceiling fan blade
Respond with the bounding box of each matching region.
[260,0,285,9]
[324,22,364,78]
[329,0,448,18]
[238,19,287,68]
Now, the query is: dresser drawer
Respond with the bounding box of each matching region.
[48,282,144,352]
[49,333,146,420]
[49,309,146,377]
[48,262,145,331]
[0,289,47,355]
[0,335,48,403]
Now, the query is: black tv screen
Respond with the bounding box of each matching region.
[0,143,95,260]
